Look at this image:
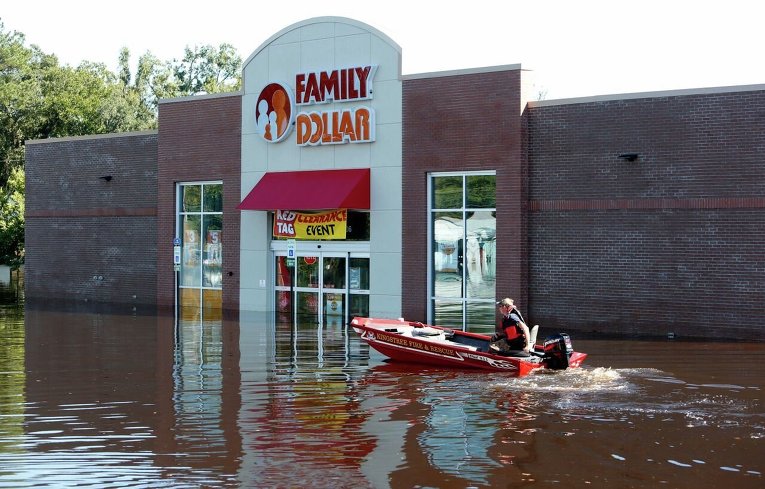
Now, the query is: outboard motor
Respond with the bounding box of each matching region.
[543,333,573,370]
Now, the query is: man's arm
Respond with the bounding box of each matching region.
[519,321,531,352]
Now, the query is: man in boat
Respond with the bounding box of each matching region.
[491,298,532,354]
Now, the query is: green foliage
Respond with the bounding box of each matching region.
[0,18,243,265]
[433,175,497,210]
[466,175,496,208]
[175,44,242,95]
[432,176,463,209]
[122,43,241,112]
[0,166,24,267]
[1,20,157,184]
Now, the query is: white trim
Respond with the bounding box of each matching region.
[270,240,370,254]
[177,179,223,187]
[430,170,496,177]
[427,177,434,324]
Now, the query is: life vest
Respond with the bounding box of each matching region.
[502,307,525,341]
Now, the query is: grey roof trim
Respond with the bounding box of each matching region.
[403,64,524,80]
[528,84,765,107]
[25,130,158,145]
[158,90,242,104]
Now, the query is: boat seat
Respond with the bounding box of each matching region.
[529,325,539,346]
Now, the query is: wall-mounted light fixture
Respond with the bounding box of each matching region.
[99,175,113,182]
[618,153,639,162]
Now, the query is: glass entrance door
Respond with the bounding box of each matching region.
[274,252,369,324]
[177,182,223,321]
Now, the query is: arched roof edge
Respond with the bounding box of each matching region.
[242,16,402,70]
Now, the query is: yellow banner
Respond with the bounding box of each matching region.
[273,209,347,239]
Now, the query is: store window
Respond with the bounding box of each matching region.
[178,182,223,319]
[271,210,370,323]
[430,173,496,332]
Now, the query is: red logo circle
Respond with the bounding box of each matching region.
[303,256,317,265]
[255,82,294,143]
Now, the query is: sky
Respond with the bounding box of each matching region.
[2,0,764,100]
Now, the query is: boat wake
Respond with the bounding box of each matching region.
[489,365,764,433]
[493,366,649,393]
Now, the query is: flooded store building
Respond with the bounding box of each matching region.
[24,17,765,340]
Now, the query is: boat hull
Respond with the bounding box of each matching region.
[351,317,587,376]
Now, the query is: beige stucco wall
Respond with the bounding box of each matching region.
[239,17,403,317]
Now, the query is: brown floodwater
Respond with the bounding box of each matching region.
[0,299,763,488]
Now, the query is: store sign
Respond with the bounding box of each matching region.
[256,65,377,146]
[255,82,295,142]
[273,209,348,239]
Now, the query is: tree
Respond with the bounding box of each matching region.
[120,43,242,112]
[0,22,51,187]
[1,20,160,267]
[36,60,157,137]
[174,43,241,94]
[0,20,156,187]
[0,19,243,266]
[0,166,24,267]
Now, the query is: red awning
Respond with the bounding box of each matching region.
[237,168,370,211]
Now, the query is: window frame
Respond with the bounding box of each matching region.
[428,171,496,331]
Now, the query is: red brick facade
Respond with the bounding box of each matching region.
[401,72,764,340]
[402,68,527,320]
[24,74,765,340]
[156,93,242,315]
[526,90,765,340]
[24,132,158,312]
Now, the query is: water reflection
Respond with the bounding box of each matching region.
[173,313,242,482]
[368,365,539,487]
[0,300,762,488]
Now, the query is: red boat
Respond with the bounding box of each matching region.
[351,317,587,376]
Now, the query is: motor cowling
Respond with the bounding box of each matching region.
[543,333,573,370]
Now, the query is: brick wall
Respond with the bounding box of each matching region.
[23,77,764,340]
[402,69,525,320]
[157,94,242,315]
[526,90,765,340]
[24,132,158,312]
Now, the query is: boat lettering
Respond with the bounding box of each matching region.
[377,332,410,346]
[427,344,457,356]
[375,333,460,358]
[462,352,517,370]
[461,352,486,362]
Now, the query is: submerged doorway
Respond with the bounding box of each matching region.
[274,251,370,324]
[177,182,223,321]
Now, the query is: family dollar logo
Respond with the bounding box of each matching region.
[255,65,377,146]
[255,82,295,143]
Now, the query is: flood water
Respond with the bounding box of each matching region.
[0,285,763,488]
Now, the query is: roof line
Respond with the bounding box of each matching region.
[25,130,157,145]
[403,64,524,80]
[528,83,765,107]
